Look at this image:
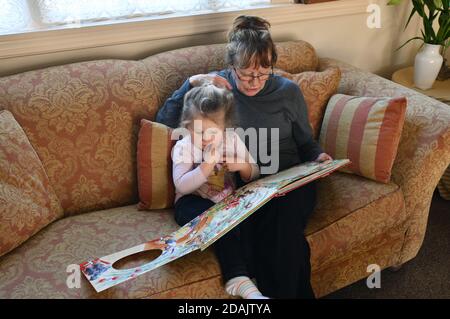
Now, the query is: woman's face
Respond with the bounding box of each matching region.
[233,63,272,97]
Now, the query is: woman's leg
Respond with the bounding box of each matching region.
[245,181,317,299]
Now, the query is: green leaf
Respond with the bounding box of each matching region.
[444,0,449,10]
[387,0,403,5]
[404,7,418,31]
[422,13,437,40]
[434,0,443,8]
[437,12,450,42]
[412,0,425,17]
[395,36,425,51]
[423,0,436,11]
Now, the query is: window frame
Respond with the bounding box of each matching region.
[0,0,369,60]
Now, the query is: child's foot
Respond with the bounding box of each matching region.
[225,276,269,299]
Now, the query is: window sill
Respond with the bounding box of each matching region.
[0,0,369,60]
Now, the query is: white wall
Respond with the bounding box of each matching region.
[0,0,423,79]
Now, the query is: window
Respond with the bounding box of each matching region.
[0,0,271,35]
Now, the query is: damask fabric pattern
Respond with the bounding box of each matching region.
[273,67,341,139]
[0,60,160,216]
[0,110,63,257]
[0,172,405,299]
[319,58,450,265]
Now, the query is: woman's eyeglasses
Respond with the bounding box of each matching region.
[233,66,273,82]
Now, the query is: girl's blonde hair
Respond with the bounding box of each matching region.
[180,84,235,129]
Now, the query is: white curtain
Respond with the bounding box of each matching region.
[0,0,270,34]
[0,0,34,34]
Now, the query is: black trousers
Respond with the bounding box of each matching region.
[174,181,317,299]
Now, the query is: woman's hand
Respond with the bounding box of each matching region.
[189,73,232,90]
[314,152,333,163]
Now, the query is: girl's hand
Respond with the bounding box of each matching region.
[223,155,253,181]
[189,74,232,90]
[200,143,220,178]
[203,143,220,165]
[314,153,333,163]
[222,161,246,173]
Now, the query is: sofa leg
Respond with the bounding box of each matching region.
[388,264,403,272]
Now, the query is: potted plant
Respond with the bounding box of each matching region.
[388,0,450,89]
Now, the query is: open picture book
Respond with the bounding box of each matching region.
[80,159,350,292]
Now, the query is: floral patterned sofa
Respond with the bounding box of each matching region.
[0,41,449,298]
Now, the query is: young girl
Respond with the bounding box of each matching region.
[171,83,267,299]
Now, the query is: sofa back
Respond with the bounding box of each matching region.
[0,40,318,216]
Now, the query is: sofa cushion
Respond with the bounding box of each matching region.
[0,110,63,257]
[0,60,159,216]
[137,120,176,210]
[0,205,225,298]
[319,94,407,183]
[0,172,405,298]
[308,172,406,271]
[274,67,341,139]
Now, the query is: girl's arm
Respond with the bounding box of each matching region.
[172,141,218,195]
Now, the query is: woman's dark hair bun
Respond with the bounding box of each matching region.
[226,15,277,69]
[232,15,271,33]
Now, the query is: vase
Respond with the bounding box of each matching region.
[414,43,443,90]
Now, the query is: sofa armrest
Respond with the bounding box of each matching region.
[319,58,450,264]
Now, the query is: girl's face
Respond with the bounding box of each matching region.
[233,63,272,97]
[189,113,225,150]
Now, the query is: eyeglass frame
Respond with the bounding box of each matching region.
[232,65,274,82]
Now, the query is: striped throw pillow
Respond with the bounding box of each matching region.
[319,94,407,183]
[137,119,176,210]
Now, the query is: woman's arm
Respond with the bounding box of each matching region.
[291,89,325,162]
[155,79,192,128]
